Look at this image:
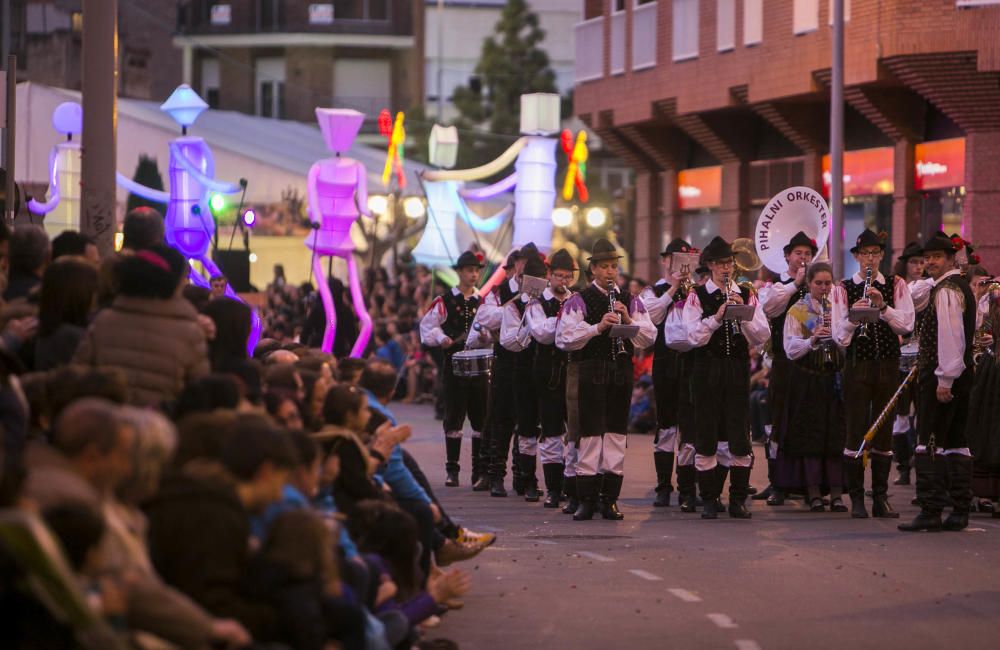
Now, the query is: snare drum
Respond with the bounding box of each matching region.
[899,340,919,372]
[451,349,495,377]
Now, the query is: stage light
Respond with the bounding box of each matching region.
[209,193,226,216]
[367,195,388,215]
[552,207,573,228]
[403,196,426,219]
[249,253,258,263]
[585,207,607,228]
[242,209,257,228]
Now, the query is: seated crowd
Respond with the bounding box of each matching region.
[0,210,493,650]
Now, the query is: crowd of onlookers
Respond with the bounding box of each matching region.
[0,210,495,650]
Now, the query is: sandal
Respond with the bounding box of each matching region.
[809,498,825,512]
[830,498,848,512]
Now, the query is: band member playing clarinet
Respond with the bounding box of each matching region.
[681,237,770,519]
[757,231,816,505]
[556,239,656,521]
[900,233,977,532]
[640,238,693,508]
[419,250,489,487]
[832,229,915,519]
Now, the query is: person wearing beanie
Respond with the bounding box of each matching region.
[555,239,656,521]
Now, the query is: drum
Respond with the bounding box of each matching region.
[451,349,494,377]
[899,340,919,372]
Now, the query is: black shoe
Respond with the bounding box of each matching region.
[543,492,561,508]
[524,481,541,503]
[490,478,508,498]
[728,500,752,519]
[680,495,698,513]
[601,500,625,521]
[766,490,785,506]
[851,497,869,519]
[894,470,911,486]
[871,497,899,519]
[898,511,943,532]
[701,499,718,519]
[472,476,490,492]
[751,485,773,501]
[747,485,758,495]
[714,497,725,511]
[809,498,825,512]
[830,498,848,513]
[445,471,459,488]
[573,499,596,521]
[562,497,579,515]
[653,489,672,508]
[512,473,526,496]
[942,512,969,531]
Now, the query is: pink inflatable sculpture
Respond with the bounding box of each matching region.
[305,108,374,357]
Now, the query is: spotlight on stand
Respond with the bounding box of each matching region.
[242,208,257,228]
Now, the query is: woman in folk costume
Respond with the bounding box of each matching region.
[966,266,1000,517]
[773,262,848,512]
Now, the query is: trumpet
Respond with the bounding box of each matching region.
[857,266,873,340]
[608,280,626,358]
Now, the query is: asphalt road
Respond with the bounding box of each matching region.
[394,403,1000,650]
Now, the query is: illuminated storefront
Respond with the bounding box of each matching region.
[677,166,722,250]
[915,138,966,237]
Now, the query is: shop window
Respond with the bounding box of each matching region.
[672,0,699,61]
[793,0,819,35]
[584,0,604,20]
[717,0,735,51]
[743,0,762,45]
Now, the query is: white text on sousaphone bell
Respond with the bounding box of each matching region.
[757,188,830,251]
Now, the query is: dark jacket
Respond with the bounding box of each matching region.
[143,465,276,640]
[33,323,85,372]
[2,270,41,303]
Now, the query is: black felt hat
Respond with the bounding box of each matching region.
[587,238,623,263]
[922,232,959,255]
[523,253,547,278]
[503,248,523,269]
[548,248,577,272]
[661,238,693,257]
[453,250,485,270]
[850,229,887,254]
[783,230,819,255]
[701,236,734,262]
[897,241,924,261]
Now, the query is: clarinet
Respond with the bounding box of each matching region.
[608,280,626,358]
[857,266,873,340]
[820,293,835,368]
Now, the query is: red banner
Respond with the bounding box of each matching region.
[677,166,722,210]
[915,138,965,191]
[822,147,895,197]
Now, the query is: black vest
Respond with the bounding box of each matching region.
[535,292,569,366]
[652,281,688,359]
[440,290,479,355]
[770,278,807,361]
[917,274,976,380]
[691,283,751,360]
[842,275,901,361]
[571,284,635,362]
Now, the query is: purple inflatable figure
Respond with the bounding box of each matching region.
[305,108,374,357]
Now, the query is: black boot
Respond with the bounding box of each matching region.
[489,475,507,497]
[844,455,868,519]
[511,442,525,496]
[542,463,564,509]
[943,454,973,531]
[727,467,752,519]
[562,475,579,514]
[698,469,719,519]
[899,454,946,532]
[653,451,675,507]
[892,434,912,485]
[714,464,729,510]
[600,473,625,520]
[471,437,485,489]
[573,475,598,521]
[445,437,462,487]
[521,454,540,502]
[677,465,698,513]
[870,454,899,518]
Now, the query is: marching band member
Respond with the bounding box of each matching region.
[899,233,976,532]
[890,241,926,486]
[757,231,817,506]
[523,249,577,509]
[640,238,693,508]
[419,250,489,487]
[775,262,848,512]
[681,237,770,519]
[499,251,549,502]
[832,230,915,519]
[967,269,1000,516]
[556,239,656,521]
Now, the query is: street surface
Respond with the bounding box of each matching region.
[395,403,1000,650]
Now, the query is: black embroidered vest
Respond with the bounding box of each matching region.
[770,278,806,362]
[917,274,976,380]
[843,275,900,361]
[572,284,635,362]
[691,284,751,360]
[440,290,479,355]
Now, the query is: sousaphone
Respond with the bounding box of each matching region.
[754,186,831,274]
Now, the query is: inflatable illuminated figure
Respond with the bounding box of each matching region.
[116,84,260,353]
[304,108,374,357]
[27,102,83,239]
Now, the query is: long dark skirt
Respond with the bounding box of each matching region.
[774,361,846,493]
[968,355,1000,498]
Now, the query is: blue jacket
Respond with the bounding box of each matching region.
[362,389,431,505]
[251,484,360,560]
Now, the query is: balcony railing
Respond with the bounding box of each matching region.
[610,11,626,75]
[177,0,411,37]
[575,16,604,82]
[632,2,657,70]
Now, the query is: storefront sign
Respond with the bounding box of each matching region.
[821,147,894,197]
[677,166,722,210]
[915,138,965,191]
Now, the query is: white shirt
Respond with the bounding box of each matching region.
[499,295,533,352]
[467,277,519,348]
[419,287,479,347]
[931,269,968,388]
[663,295,695,352]
[639,279,673,326]
[831,271,915,348]
[759,271,801,319]
[680,280,771,349]
[525,287,571,346]
[909,277,934,313]
[555,282,657,352]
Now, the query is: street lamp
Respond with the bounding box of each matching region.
[585,207,607,228]
[552,206,573,228]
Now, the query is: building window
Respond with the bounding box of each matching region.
[584,0,603,20]
[672,0,699,61]
[717,0,735,52]
[201,58,220,109]
[743,0,762,45]
[614,0,626,11]
[793,0,819,35]
[255,57,286,119]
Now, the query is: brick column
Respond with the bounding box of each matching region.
[219,47,254,115]
[964,131,1000,270]
[633,171,663,281]
[720,161,750,240]
[891,139,920,251]
[663,170,680,250]
[802,152,823,194]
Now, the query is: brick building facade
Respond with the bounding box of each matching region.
[573,0,1000,279]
